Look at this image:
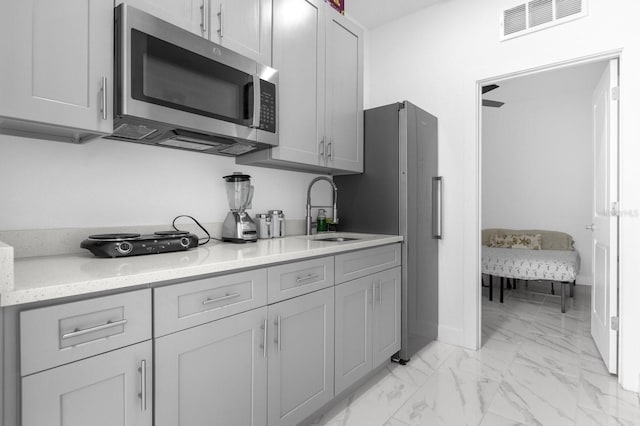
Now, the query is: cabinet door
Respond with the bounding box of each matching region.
[324,9,364,173]
[372,267,402,366]
[335,276,373,395]
[0,0,113,137]
[268,287,334,426]
[270,0,326,167]
[210,0,272,65]
[119,0,204,36]
[155,307,268,426]
[22,341,152,426]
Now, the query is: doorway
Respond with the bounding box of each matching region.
[477,56,620,375]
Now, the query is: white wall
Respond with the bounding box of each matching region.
[482,85,594,285]
[0,136,332,230]
[364,0,640,391]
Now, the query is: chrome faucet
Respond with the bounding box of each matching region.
[306,177,338,235]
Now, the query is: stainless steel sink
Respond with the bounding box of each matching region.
[315,237,359,242]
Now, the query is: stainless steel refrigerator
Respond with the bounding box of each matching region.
[334,100,440,362]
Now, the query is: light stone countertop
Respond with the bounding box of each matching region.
[0,233,402,307]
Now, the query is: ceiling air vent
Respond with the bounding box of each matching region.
[529,0,553,27]
[504,4,526,35]
[500,0,586,40]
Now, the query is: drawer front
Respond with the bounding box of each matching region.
[267,257,334,303]
[154,269,267,337]
[20,289,151,376]
[335,244,401,284]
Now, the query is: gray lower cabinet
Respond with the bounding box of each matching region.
[268,286,335,426]
[372,267,402,366]
[335,267,401,394]
[154,307,268,426]
[21,340,153,426]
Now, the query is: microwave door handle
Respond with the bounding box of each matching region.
[251,74,261,129]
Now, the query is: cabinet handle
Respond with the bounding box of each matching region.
[139,359,147,412]
[100,76,107,120]
[217,3,224,38]
[378,281,382,305]
[327,139,333,160]
[261,319,268,358]
[296,274,320,283]
[319,139,325,159]
[275,316,281,352]
[200,1,208,34]
[202,293,241,305]
[251,74,261,129]
[61,318,128,340]
[432,176,443,239]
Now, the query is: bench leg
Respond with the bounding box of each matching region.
[561,282,566,313]
[489,275,493,301]
[570,280,575,297]
[500,276,504,303]
[551,282,555,295]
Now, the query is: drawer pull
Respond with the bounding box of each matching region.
[139,359,147,412]
[61,319,128,340]
[296,274,320,283]
[261,319,268,358]
[202,293,241,305]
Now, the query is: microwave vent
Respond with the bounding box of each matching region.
[501,0,585,40]
[113,123,158,140]
[159,138,213,151]
[219,144,257,155]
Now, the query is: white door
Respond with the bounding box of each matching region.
[590,58,619,374]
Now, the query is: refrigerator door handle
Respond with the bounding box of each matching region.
[432,176,443,239]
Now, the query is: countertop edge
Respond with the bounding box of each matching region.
[3,234,403,307]
[0,241,15,306]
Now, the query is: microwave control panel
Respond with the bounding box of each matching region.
[259,80,276,133]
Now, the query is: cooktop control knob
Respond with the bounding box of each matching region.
[180,237,191,248]
[116,242,133,255]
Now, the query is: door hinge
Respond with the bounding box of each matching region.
[611,201,620,217]
[611,316,619,331]
[612,86,620,101]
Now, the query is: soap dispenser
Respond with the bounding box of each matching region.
[316,209,328,232]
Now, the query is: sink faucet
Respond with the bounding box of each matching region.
[306,177,338,235]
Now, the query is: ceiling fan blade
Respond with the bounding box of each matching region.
[482,99,505,108]
[482,84,500,94]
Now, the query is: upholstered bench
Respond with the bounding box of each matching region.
[481,229,580,313]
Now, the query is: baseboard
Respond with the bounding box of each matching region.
[437,324,465,347]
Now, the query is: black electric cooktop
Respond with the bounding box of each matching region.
[80,231,199,258]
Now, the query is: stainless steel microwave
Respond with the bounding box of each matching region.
[108,4,278,156]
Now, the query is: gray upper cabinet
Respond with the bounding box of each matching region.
[208,0,273,65]
[22,341,153,426]
[237,1,363,175]
[121,0,272,65]
[0,0,113,142]
[268,286,335,426]
[155,307,268,426]
[324,11,364,173]
[118,0,204,35]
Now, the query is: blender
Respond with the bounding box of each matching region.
[221,173,258,243]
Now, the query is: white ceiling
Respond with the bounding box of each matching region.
[345,0,443,29]
[484,60,609,105]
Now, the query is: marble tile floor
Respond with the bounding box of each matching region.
[311,284,640,425]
